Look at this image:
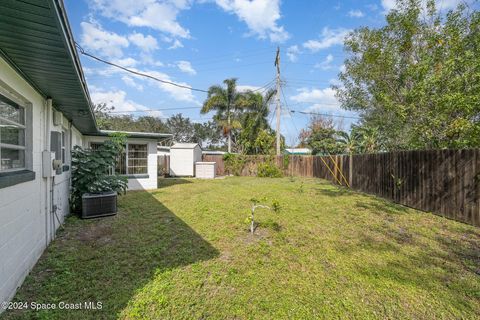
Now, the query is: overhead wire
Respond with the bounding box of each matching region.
[109,106,202,113]
[79,44,360,126]
[279,85,300,146]
[289,109,360,120]
[75,42,209,93]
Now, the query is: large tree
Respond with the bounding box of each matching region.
[335,0,480,150]
[236,89,277,154]
[201,78,249,153]
[299,116,344,155]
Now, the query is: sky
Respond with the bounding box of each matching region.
[64,0,469,146]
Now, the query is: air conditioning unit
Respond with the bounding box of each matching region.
[53,110,63,126]
[82,192,117,219]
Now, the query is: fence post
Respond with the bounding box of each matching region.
[349,155,353,188]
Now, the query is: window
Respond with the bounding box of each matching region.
[90,142,147,175]
[0,94,25,172]
[127,144,147,174]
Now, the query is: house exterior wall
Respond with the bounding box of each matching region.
[0,56,82,306]
[83,136,158,190]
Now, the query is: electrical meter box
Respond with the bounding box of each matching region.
[42,151,56,177]
[42,131,63,177]
[50,131,62,174]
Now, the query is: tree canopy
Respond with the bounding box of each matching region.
[335,0,480,150]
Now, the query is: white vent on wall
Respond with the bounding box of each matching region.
[53,110,63,126]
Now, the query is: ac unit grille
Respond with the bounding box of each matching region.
[82,192,117,219]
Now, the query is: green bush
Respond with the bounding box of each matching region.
[70,134,128,212]
[257,161,283,178]
[223,153,246,176]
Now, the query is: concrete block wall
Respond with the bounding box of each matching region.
[0,56,81,306]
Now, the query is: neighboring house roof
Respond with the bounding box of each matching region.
[285,148,312,155]
[171,143,201,149]
[0,0,97,134]
[202,150,227,155]
[90,130,172,141]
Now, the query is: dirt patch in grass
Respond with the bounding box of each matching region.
[76,221,113,244]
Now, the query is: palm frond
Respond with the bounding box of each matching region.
[201,94,227,114]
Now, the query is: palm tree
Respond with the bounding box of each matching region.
[336,130,360,155]
[237,89,276,154]
[201,78,247,153]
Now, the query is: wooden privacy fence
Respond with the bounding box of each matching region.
[157,155,170,176]
[199,150,480,227]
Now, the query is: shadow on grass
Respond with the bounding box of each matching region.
[3,190,218,320]
[316,187,354,197]
[355,199,408,215]
[157,177,192,189]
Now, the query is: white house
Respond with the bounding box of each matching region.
[85,131,169,190]
[0,0,170,307]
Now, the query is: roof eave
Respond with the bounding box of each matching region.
[48,0,98,134]
[88,130,173,141]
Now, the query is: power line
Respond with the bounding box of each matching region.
[109,106,202,113]
[75,42,209,93]
[287,101,344,107]
[289,109,360,120]
[184,46,276,64]
[280,85,300,144]
[250,78,276,92]
[194,60,273,72]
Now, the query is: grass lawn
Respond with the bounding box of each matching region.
[2,177,479,319]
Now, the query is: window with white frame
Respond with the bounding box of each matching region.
[90,142,147,175]
[0,94,26,172]
[127,144,147,174]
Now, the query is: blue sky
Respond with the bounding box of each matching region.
[65,0,467,146]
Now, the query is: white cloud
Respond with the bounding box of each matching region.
[111,57,138,68]
[168,39,184,49]
[90,88,164,117]
[121,75,144,91]
[348,9,365,18]
[89,0,191,39]
[381,0,466,12]
[139,69,199,103]
[314,54,334,70]
[86,65,198,104]
[161,36,184,49]
[290,87,341,112]
[237,85,260,92]
[140,54,164,67]
[80,21,129,58]
[215,0,289,42]
[128,32,159,52]
[287,45,301,62]
[303,27,351,52]
[176,60,196,75]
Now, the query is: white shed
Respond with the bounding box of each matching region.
[170,143,202,176]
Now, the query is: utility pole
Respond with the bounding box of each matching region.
[274,46,281,155]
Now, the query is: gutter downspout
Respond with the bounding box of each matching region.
[44,98,52,246]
